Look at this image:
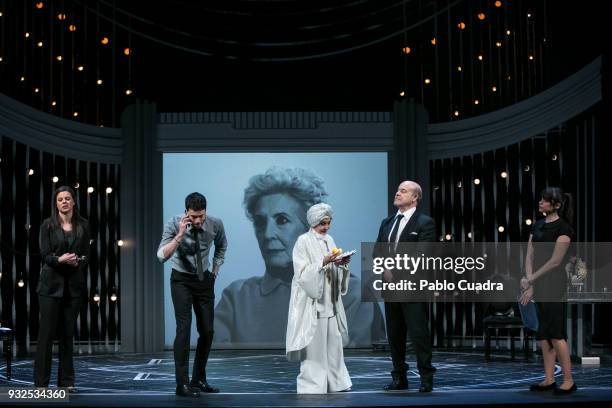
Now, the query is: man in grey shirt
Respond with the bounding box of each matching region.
[157,192,227,397]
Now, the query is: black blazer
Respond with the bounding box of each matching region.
[375,210,436,300]
[37,217,90,298]
[376,211,436,244]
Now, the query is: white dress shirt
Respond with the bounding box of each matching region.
[387,207,417,243]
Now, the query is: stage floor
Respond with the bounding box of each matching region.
[1,349,611,406]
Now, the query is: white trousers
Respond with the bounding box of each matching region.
[297,316,352,394]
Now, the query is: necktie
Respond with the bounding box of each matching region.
[193,228,204,281]
[388,214,404,244]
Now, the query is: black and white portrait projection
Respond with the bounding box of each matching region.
[162,153,388,348]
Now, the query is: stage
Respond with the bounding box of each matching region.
[1,349,611,406]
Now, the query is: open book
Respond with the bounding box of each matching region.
[335,249,356,260]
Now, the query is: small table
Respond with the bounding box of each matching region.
[567,292,612,358]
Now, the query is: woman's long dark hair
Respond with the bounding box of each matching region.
[50,186,85,237]
[541,187,574,226]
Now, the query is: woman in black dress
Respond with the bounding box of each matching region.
[34,186,90,392]
[520,187,576,394]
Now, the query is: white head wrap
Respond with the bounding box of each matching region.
[306,203,333,227]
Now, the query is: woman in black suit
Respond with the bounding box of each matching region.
[520,187,576,395]
[34,186,89,392]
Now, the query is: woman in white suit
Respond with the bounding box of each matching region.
[285,203,353,394]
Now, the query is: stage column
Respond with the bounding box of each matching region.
[120,102,165,352]
[392,98,430,212]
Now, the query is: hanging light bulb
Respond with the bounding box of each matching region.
[36,2,44,9]
[110,293,117,302]
[117,240,124,247]
[500,171,508,178]
[477,12,486,20]
[457,22,466,30]
[93,293,100,303]
[498,226,505,233]
[18,279,25,288]
[101,37,109,45]
[87,186,94,194]
[401,46,411,54]
[77,65,84,71]
[123,47,131,56]
[57,13,67,21]
[473,178,481,185]
[525,219,533,226]
[28,169,35,176]
[52,176,59,183]
[125,89,133,95]
[106,187,113,194]
[68,24,76,32]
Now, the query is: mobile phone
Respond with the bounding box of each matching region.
[183,211,192,228]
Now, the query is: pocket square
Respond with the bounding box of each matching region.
[410,232,418,235]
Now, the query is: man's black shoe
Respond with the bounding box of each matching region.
[58,384,77,393]
[419,383,433,393]
[176,384,200,397]
[191,380,220,393]
[383,379,408,392]
[419,376,433,392]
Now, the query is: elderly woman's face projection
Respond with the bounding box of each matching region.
[252,193,307,271]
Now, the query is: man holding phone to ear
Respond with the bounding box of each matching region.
[157,192,228,397]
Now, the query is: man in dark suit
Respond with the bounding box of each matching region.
[376,180,436,393]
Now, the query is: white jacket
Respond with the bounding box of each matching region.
[285,229,350,362]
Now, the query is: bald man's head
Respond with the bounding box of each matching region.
[393,180,422,210]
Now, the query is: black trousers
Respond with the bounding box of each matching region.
[384,302,435,381]
[170,269,215,386]
[34,294,81,387]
